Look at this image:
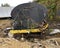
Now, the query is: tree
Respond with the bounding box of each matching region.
[34,0,58,21]
[1,3,10,7]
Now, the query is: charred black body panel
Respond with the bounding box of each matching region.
[11,2,47,29]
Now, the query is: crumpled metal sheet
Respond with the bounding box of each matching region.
[11,2,47,29]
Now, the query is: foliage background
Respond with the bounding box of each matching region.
[34,0,60,22]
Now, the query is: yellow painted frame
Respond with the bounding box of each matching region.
[9,23,48,34]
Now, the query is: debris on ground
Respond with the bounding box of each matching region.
[0,38,59,48]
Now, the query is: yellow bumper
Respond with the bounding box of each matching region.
[9,24,48,34]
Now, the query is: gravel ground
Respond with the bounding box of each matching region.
[0,38,60,48]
